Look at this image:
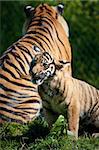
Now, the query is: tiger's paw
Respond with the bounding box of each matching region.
[67,130,78,140]
[92,133,99,138]
[67,130,74,136]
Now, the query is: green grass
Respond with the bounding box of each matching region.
[0,115,99,150]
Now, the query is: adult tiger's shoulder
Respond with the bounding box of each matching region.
[22,3,72,69]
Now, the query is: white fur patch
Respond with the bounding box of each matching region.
[26,6,32,9]
[58,4,64,9]
[32,45,41,52]
[67,130,75,136]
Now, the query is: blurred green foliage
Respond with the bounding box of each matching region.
[0,0,99,88]
[0,116,99,150]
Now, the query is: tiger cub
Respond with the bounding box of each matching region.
[31,52,99,139]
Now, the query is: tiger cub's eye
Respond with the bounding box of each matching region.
[43,63,48,69]
[43,63,47,67]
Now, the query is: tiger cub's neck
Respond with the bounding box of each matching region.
[50,69,72,105]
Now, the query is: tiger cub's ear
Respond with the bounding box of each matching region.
[56,64,63,70]
[55,61,63,70]
[24,5,34,17]
[57,4,64,15]
[55,60,70,70]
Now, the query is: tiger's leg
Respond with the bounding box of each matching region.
[91,107,99,138]
[92,120,99,138]
[67,98,80,139]
[43,108,58,128]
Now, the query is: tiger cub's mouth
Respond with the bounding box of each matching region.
[32,71,52,85]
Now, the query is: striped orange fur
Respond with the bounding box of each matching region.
[0,4,71,123]
[32,52,99,138]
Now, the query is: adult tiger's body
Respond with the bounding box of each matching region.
[32,52,99,139]
[22,4,71,66]
[0,4,71,123]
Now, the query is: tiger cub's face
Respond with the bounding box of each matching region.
[29,52,55,85]
[30,52,70,85]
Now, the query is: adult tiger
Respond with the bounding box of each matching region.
[0,3,71,123]
[31,52,99,139]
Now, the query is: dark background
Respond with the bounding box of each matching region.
[0,0,99,87]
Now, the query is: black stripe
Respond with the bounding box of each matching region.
[0,93,19,101]
[90,101,98,115]
[0,107,38,121]
[16,107,39,111]
[29,16,53,30]
[27,27,54,43]
[0,99,14,106]
[19,99,40,104]
[0,107,26,119]
[27,29,46,35]
[0,107,19,116]
[46,11,53,16]
[93,110,99,121]
[64,81,68,98]
[0,55,9,64]
[63,80,65,94]
[22,38,46,51]
[2,65,18,79]
[26,30,53,49]
[0,83,27,95]
[25,35,52,51]
[43,27,54,42]
[29,22,43,27]
[22,88,37,92]
[0,74,35,89]
[15,57,27,74]
[6,60,22,77]
[32,16,69,58]
[87,86,93,114]
[28,16,66,57]
[55,28,69,58]
[21,51,30,65]
[9,51,27,74]
[0,94,37,103]
[43,52,52,61]
[82,83,87,111]
[10,50,21,58]
[42,16,54,29]
[43,4,53,13]
[0,99,19,105]
[21,77,31,81]
[16,43,33,59]
[7,94,37,99]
